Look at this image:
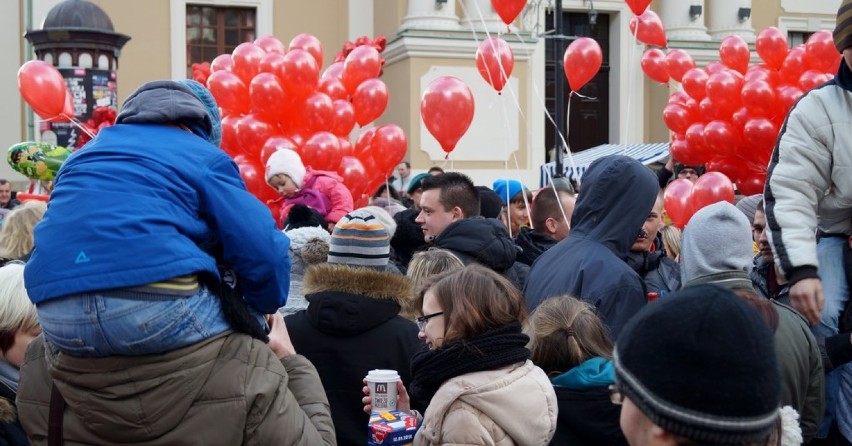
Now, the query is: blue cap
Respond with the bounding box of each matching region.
[492,179,526,205]
[177,79,222,147]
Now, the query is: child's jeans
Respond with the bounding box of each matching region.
[36,286,233,357]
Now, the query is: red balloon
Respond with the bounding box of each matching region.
[777,86,804,116]
[563,37,603,92]
[59,91,74,121]
[706,70,743,113]
[211,54,233,72]
[491,0,526,25]
[629,11,667,48]
[207,70,250,115]
[665,49,696,83]
[302,92,335,133]
[703,120,739,158]
[355,127,377,157]
[719,35,750,74]
[742,118,778,162]
[220,115,242,157]
[737,174,767,196]
[476,37,514,92]
[352,78,389,126]
[690,172,735,214]
[289,33,324,69]
[322,61,344,80]
[805,31,838,73]
[254,36,286,54]
[342,46,382,94]
[18,60,69,120]
[231,43,266,85]
[372,124,408,172]
[318,76,349,100]
[756,27,789,70]
[662,103,693,134]
[698,97,723,122]
[799,70,831,92]
[641,49,670,84]
[670,137,709,166]
[779,45,807,85]
[706,157,748,183]
[235,113,276,157]
[685,123,710,162]
[338,136,354,157]
[420,76,475,154]
[745,64,780,86]
[664,178,695,228]
[682,68,709,101]
[731,107,749,134]
[249,73,287,121]
[741,80,777,118]
[331,99,356,137]
[705,62,727,75]
[302,131,342,171]
[668,91,690,106]
[259,52,286,75]
[338,155,369,198]
[279,49,319,99]
[259,136,298,164]
[237,158,266,200]
[625,0,652,15]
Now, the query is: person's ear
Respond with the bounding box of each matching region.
[649,425,680,446]
[451,206,465,221]
[545,217,558,234]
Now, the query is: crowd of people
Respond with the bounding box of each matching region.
[0,3,849,444]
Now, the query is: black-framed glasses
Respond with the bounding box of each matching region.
[608,384,624,405]
[415,312,443,331]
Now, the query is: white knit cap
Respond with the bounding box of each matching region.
[265,149,306,187]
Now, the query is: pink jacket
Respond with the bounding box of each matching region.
[275,168,353,226]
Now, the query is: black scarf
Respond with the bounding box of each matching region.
[408,322,530,403]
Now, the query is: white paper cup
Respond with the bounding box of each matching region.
[365,369,400,412]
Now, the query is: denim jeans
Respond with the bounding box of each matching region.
[814,236,852,439]
[36,286,232,357]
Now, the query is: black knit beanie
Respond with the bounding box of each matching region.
[614,284,780,443]
[476,186,504,219]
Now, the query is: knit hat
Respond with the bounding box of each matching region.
[283,204,326,230]
[673,163,705,177]
[835,0,852,52]
[614,284,781,443]
[735,194,763,225]
[327,210,390,268]
[476,186,504,219]
[681,202,754,289]
[359,206,398,237]
[492,179,527,205]
[177,80,222,147]
[406,173,430,195]
[265,149,306,187]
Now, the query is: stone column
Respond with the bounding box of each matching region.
[706,0,755,42]
[459,0,505,33]
[658,0,712,41]
[401,0,461,31]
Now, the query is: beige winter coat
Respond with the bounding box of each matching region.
[415,360,558,446]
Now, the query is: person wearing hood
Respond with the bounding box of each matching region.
[26,80,290,357]
[681,202,824,442]
[624,192,681,296]
[524,155,660,340]
[415,172,528,289]
[515,185,576,266]
[285,210,422,446]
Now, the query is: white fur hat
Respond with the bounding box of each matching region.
[265,149,306,187]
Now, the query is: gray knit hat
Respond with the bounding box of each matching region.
[327,210,390,269]
[681,202,754,289]
[734,194,763,225]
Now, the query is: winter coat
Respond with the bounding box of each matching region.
[16,333,336,445]
[0,381,27,446]
[514,227,558,266]
[415,360,557,446]
[24,82,290,314]
[624,246,681,296]
[432,218,529,289]
[524,156,659,340]
[765,59,852,284]
[390,208,428,273]
[285,264,422,446]
[273,169,354,226]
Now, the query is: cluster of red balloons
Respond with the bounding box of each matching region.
[644,29,842,195]
[664,172,736,228]
[333,35,387,64]
[18,60,74,122]
[203,34,406,208]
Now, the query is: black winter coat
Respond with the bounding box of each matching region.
[551,386,628,446]
[624,243,681,296]
[514,227,558,266]
[0,381,27,446]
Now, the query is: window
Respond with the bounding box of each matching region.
[788,31,814,47]
[186,5,256,75]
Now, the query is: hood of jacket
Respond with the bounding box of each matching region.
[116,80,213,140]
[433,218,518,272]
[302,263,412,336]
[515,227,558,265]
[570,156,659,259]
[551,357,615,390]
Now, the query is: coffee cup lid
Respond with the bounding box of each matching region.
[366,369,400,382]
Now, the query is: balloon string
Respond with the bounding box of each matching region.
[624,17,640,153]
[61,114,96,138]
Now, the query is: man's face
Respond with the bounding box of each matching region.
[620,397,670,446]
[397,163,410,179]
[844,48,852,71]
[415,189,459,242]
[0,184,10,206]
[631,197,664,252]
[677,168,699,183]
[753,210,773,263]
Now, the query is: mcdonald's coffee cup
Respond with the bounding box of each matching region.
[366,369,400,413]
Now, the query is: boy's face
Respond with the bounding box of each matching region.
[269,174,299,198]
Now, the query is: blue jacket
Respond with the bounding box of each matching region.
[524,155,659,340]
[25,82,290,314]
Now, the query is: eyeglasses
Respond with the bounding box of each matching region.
[415,311,443,331]
[608,384,624,405]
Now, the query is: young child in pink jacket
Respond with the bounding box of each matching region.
[265,149,353,230]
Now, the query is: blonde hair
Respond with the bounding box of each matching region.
[0,262,39,354]
[0,201,47,259]
[403,249,463,319]
[524,295,613,375]
[660,224,682,261]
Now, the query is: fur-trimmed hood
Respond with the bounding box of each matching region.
[0,398,16,424]
[302,263,413,335]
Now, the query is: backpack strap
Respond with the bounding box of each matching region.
[48,384,66,446]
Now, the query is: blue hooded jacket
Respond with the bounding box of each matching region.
[524,155,659,340]
[25,81,290,314]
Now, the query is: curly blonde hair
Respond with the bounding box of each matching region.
[0,201,47,259]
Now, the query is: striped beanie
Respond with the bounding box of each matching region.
[327,210,390,269]
[835,0,852,52]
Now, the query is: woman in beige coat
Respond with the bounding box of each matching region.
[365,264,557,445]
